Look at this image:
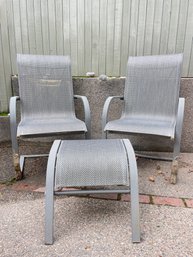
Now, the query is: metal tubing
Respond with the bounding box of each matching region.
[101,96,124,139]
[173,98,185,159]
[55,189,130,195]
[45,140,61,245]
[123,139,140,243]
[74,95,91,139]
[9,96,20,154]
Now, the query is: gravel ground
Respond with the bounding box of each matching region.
[0,141,51,182]
[137,154,193,199]
[0,142,15,182]
[0,194,193,257]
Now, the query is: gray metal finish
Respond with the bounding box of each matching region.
[102,54,184,161]
[74,95,91,139]
[123,139,140,242]
[102,96,124,139]
[173,98,185,159]
[9,54,91,177]
[9,96,20,154]
[45,139,140,244]
[19,154,49,172]
[45,140,61,245]
[55,189,130,195]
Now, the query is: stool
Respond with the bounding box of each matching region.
[45,139,140,244]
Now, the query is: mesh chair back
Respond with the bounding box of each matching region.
[17,54,75,120]
[124,54,183,123]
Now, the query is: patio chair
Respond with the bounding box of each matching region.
[10,54,91,180]
[102,54,185,184]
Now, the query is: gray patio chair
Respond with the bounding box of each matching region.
[102,54,185,184]
[10,54,91,179]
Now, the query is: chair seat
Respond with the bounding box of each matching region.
[55,139,129,187]
[17,117,87,137]
[105,117,176,138]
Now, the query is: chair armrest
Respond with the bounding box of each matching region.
[102,96,124,136]
[9,96,20,152]
[74,95,91,138]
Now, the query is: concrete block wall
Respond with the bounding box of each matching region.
[0,76,193,152]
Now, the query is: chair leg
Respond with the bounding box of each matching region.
[10,96,22,179]
[169,97,185,184]
[170,159,178,185]
[13,152,23,180]
[45,185,54,245]
[45,140,61,245]
[20,155,25,173]
[12,135,22,180]
[123,139,140,243]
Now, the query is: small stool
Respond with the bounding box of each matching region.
[45,139,140,244]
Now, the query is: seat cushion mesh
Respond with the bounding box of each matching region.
[105,117,175,138]
[17,117,87,137]
[55,139,129,187]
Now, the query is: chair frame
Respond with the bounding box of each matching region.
[102,95,185,184]
[102,96,185,160]
[10,94,91,180]
[45,139,140,244]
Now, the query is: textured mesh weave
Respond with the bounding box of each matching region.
[105,54,183,138]
[55,139,129,187]
[17,54,86,136]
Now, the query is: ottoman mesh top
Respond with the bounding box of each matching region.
[55,139,129,187]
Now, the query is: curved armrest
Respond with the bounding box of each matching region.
[9,96,20,152]
[102,96,124,137]
[74,95,91,139]
[173,97,185,158]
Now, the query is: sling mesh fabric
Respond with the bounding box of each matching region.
[17,54,86,136]
[55,139,129,187]
[105,54,183,138]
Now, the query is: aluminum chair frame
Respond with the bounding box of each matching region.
[102,54,185,183]
[102,96,185,161]
[10,54,91,180]
[45,139,140,244]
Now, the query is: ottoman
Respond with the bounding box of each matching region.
[45,139,140,244]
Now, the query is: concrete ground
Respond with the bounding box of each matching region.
[0,141,193,256]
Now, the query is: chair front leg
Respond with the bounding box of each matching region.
[170,98,185,184]
[173,98,185,160]
[9,96,22,180]
[45,140,61,245]
[123,139,140,243]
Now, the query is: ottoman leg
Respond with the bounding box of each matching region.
[123,139,140,243]
[45,140,61,245]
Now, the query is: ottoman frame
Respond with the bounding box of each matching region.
[45,139,140,244]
